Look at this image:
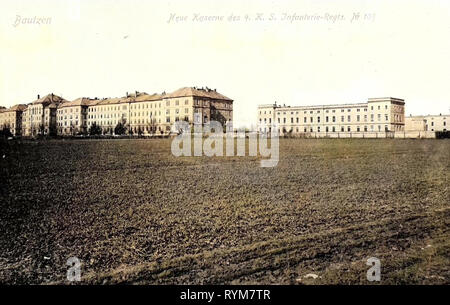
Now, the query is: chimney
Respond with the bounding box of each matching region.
[135,91,138,97]
[37,94,40,99]
[126,91,128,97]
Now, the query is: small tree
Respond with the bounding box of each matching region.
[89,122,102,136]
[114,122,126,135]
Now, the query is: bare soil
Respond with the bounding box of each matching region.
[0,138,448,284]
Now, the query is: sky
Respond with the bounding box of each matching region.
[1,0,449,127]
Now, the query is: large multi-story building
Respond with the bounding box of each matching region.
[0,104,27,136]
[82,87,233,136]
[405,114,448,132]
[0,87,233,137]
[22,93,68,136]
[57,97,97,135]
[258,97,405,136]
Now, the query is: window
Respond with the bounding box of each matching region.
[317,117,320,123]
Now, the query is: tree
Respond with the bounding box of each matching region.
[0,126,13,138]
[89,122,102,136]
[114,121,126,135]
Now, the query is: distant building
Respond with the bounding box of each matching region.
[83,87,233,136]
[0,87,233,137]
[257,97,405,136]
[57,97,97,135]
[405,114,448,132]
[0,104,27,136]
[22,93,68,136]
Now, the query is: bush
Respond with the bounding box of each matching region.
[0,127,13,138]
[89,123,102,136]
[436,131,450,139]
[114,122,126,135]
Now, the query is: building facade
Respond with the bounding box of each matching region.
[22,94,68,136]
[258,97,405,136]
[405,114,448,132]
[0,87,233,137]
[0,104,27,136]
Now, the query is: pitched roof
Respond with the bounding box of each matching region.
[3,104,27,112]
[59,97,98,108]
[88,97,125,106]
[32,93,68,105]
[166,87,232,101]
[134,92,166,102]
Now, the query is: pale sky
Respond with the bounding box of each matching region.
[1,0,449,127]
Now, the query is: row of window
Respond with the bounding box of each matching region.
[260,104,393,116]
[260,114,391,124]
[271,125,393,133]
